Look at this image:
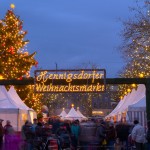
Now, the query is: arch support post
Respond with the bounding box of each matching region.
[145,79,150,121]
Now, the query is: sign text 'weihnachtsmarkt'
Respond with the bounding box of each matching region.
[34,69,106,93]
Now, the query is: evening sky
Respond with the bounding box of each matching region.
[0,0,137,77]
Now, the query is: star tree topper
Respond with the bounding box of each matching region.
[10,4,15,9]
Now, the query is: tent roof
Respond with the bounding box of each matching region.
[59,109,67,118]
[8,86,31,110]
[129,84,145,105]
[116,89,136,114]
[64,107,82,119]
[76,108,87,119]
[128,96,146,111]
[106,95,127,118]
[105,84,146,118]
[0,86,20,109]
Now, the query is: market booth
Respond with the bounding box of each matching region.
[0,86,36,131]
[64,106,82,121]
[105,84,146,126]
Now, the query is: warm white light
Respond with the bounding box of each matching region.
[0,74,4,80]
[139,73,144,78]
[92,111,103,114]
[127,88,131,92]
[132,84,136,87]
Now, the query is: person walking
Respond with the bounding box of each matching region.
[21,121,34,150]
[131,119,146,150]
[71,120,80,150]
[56,123,71,149]
[32,118,38,133]
[95,120,107,150]
[107,122,116,150]
[0,119,4,149]
[115,122,130,149]
[25,121,35,150]
[4,120,15,150]
[4,120,15,143]
[146,120,150,150]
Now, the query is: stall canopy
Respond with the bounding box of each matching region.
[127,96,146,126]
[64,106,82,121]
[8,86,31,110]
[106,95,127,118]
[0,86,36,131]
[116,89,136,114]
[8,86,37,123]
[76,107,87,120]
[106,84,145,118]
[105,84,146,126]
[128,96,146,111]
[59,108,67,119]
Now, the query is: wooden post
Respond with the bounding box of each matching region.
[145,79,150,121]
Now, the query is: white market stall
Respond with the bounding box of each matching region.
[106,95,127,120]
[59,108,67,119]
[8,86,37,123]
[127,96,146,126]
[0,86,36,131]
[76,107,88,120]
[64,106,82,121]
[105,84,146,126]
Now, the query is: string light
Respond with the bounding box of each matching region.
[0,8,41,113]
[139,73,144,78]
[116,2,150,100]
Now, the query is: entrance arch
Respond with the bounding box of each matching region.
[0,77,150,120]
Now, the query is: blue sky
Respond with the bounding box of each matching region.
[0,0,137,77]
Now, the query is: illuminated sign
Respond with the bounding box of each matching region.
[34,69,106,93]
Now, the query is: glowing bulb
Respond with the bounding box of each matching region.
[139,73,144,78]
[0,74,4,80]
[10,4,15,9]
[127,88,131,92]
[132,84,136,87]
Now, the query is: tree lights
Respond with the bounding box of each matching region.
[0,7,42,113]
[117,2,150,99]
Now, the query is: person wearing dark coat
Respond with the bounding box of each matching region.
[35,122,43,138]
[71,120,80,150]
[115,122,130,149]
[107,122,116,150]
[95,121,106,149]
[146,120,150,150]
[52,118,60,134]
[23,121,35,150]
[56,123,71,149]
[0,119,4,149]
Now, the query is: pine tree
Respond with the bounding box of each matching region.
[0,7,42,113]
[0,9,36,78]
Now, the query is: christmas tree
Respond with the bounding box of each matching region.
[0,5,42,112]
[117,1,150,99]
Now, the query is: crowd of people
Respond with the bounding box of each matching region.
[85,118,150,150]
[0,117,81,150]
[0,119,19,150]
[0,117,150,150]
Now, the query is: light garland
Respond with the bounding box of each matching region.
[117,2,150,99]
[0,8,41,112]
